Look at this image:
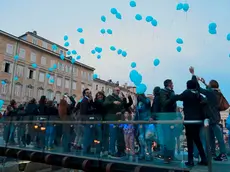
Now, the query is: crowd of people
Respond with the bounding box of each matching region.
[1,67,230,167]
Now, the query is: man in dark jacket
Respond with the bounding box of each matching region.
[103,87,126,158]
[159,79,177,163]
[171,80,207,166]
[80,88,95,154]
[189,66,228,161]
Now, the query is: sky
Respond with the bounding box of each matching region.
[1,0,230,101]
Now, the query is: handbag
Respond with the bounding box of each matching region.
[218,92,229,111]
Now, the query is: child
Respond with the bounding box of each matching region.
[123,110,135,160]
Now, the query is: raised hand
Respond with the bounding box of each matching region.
[189,66,194,75]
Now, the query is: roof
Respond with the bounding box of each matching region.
[19,31,68,51]
[0,30,95,71]
[93,78,118,87]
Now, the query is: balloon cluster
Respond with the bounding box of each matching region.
[176,38,183,52]
[176,3,190,12]
[117,49,127,57]
[64,35,70,47]
[0,99,4,110]
[208,23,217,35]
[100,28,113,35]
[145,16,158,27]
[110,8,122,20]
[129,69,147,94]
[91,47,103,59]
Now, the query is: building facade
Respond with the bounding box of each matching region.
[92,78,137,106]
[0,30,94,105]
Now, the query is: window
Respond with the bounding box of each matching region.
[27,69,36,79]
[41,56,46,65]
[96,85,98,90]
[37,89,44,98]
[16,65,24,77]
[72,81,77,90]
[102,87,104,92]
[57,62,62,70]
[65,65,69,73]
[81,71,83,78]
[81,84,85,92]
[26,87,33,98]
[51,60,55,67]
[30,52,36,62]
[42,41,48,48]
[48,75,54,84]
[88,73,91,81]
[84,72,87,79]
[61,64,65,71]
[6,44,13,55]
[3,62,12,73]
[39,72,45,82]
[57,77,62,87]
[1,83,8,94]
[56,92,61,103]
[19,48,25,59]
[47,90,54,100]
[14,84,22,97]
[65,79,69,89]
[32,37,38,45]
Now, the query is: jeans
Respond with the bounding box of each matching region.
[210,124,226,154]
[109,125,117,154]
[83,124,94,153]
[62,124,71,152]
[45,125,55,148]
[138,124,153,156]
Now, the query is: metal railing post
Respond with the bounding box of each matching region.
[204,121,212,172]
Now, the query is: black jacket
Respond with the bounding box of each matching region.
[80,97,95,116]
[172,89,205,121]
[192,75,221,124]
[159,88,177,113]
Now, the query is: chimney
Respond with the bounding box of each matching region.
[33,31,37,35]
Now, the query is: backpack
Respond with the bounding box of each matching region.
[216,91,229,111]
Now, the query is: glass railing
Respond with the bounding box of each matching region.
[0,113,229,172]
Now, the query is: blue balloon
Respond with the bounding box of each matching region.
[46,74,50,78]
[14,76,18,81]
[122,51,127,57]
[209,29,217,35]
[48,67,53,72]
[1,80,6,85]
[52,44,57,51]
[77,55,81,60]
[110,46,116,51]
[0,99,4,110]
[72,50,77,55]
[64,35,68,41]
[176,46,182,52]
[95,47,102,53]
[229,54,230,58]
[116,13,122,19]
[14,55,19,61]
[107,29,113,35]
[97,55,101,59]
[71,58,76,64]
[129,70,142,85]
[50,78,55,84]
[77,28,83,33]
[53,64,57,69]
[131,62,136,68]
[32,63,37,68]
[60,53,65,60]
[64,42,70,47]
[183,3,189,12]
[209,23,217,30]
[135,14,142,21]
[136,83,147,94]
[110,8,118,15]
[79,38,85,44]
[176,38,183,44]
[93,74,98,79]
[117,49,122,55]
[176,3,183,10]
[227,33,230,41]
[153,58,160,66]
[91,50,96,54]
[67,51,71,56]
[130,1,136,7]
[146,16,153,22]
[101,15,106,22]
[100,29,106,34]
[151,19,158,27]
